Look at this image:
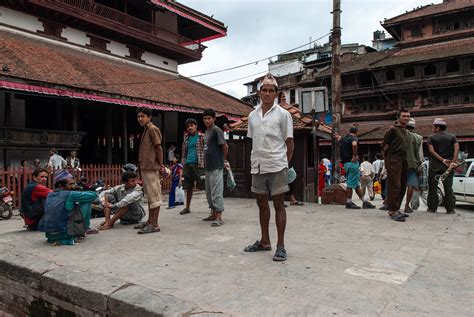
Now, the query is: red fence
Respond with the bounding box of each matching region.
[0,165,171,209]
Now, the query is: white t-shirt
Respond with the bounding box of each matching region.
[372,159,382,175]
[247,103,293,174]
[360,161,374,176]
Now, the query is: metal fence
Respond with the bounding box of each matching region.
[0,165,171,209]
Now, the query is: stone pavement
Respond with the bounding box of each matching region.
[0,192,473,316]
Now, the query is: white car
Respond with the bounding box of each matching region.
[453,158,474,204]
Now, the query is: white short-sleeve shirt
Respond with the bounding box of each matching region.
[247,103,293,174]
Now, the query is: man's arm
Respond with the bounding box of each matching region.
[222,143,228,160]
[286,138,294,164]
[155,144,164,169]
[351,141,358,162]
[428,144,450,167]
[452,142,460,164]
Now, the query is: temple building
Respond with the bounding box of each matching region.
[0,0,251,168]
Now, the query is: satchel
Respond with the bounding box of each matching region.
[67,203,86,237]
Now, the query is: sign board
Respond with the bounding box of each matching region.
[299,87,328,115]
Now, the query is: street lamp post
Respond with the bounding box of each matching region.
[331,0,342,184]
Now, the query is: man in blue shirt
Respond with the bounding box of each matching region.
[180,118,205,216]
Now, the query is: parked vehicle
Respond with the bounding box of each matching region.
[452,158,474,204]
[0,187,14,220]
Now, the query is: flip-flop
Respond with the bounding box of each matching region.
[273,248,287,262]
[244,240,272,252]
[98,225,113,231]
[179,208,191,215]
[86,228,99,234]
[137,224,160,234]
[211,220,224,227]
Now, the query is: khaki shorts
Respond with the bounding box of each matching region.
[251,168,289,197]
[140,170,162,209]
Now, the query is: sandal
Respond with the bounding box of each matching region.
[211,220,224,227]
[390,213,406,222]
[180,208,191,215]
[244,240,272,252]
[290,201,304,206]
[137,224,160,234]
[273,248,287,262]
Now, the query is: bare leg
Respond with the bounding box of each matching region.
[150,207,160,228]
[272,194,286,248]
[346,187,353,200]
[101,206,129,229]
[355,186,365,201]
[405,186,414,209]
[185,188,193,210]
[256,194,271,247]
[103,206,112,224]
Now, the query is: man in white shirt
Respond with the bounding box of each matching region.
[372,153,383,200]
[47,148,66,170]
[243,74,294,262]
[360,154,374,200]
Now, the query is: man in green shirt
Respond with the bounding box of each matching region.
[404,118,424,214]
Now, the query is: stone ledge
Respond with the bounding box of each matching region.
[0,251,205,316]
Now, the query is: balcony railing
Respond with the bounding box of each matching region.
[37,0,205,53]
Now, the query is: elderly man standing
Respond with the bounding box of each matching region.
[381,109,411,222]
[404,118,424,213]
[427,118,459,214]
[243,74,294,262]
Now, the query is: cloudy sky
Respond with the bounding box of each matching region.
[178,0,436,98]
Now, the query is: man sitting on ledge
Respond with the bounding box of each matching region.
[99,171,145,230]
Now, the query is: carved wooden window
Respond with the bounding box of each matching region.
[470,60,474,70]
[290,89,296,104]
[87,35,110,52]
[40,19,64,38]
[127,46,144,61]
[386,69,395,81]
[403,66,415,78]
[424,64,437,76]
[446,60,460,73]
[411,25,422,37]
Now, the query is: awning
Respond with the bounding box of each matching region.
[0,80,240,121]
[150,0,226,42]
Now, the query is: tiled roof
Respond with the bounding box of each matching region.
[383,0,474,25]
[229,100,332,136]
[0,30,251,117]
[315,37,474,77]
[341,113,474,141]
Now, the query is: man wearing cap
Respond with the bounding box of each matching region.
[381,109,411,222]
[180,117,205,216]
[427,118,459,214]
[243,74,293,262]
[404,118,424,214]
[39,169,98,245]
[339,127,375,209]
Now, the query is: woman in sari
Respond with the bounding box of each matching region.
[168,156,183,209]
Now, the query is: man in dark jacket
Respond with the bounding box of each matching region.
[381,109,410,222]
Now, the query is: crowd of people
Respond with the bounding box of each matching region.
[16,73,462,262]
[336,111,459,222]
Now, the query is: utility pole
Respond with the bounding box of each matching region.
[331,0,342,183]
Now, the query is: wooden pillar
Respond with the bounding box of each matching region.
[72,101,78,132]
[161,111,166,156]
[122,108,128,164]
[106,108,112,165]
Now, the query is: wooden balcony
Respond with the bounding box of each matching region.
[0,127,86,149]
[27,0,206,63]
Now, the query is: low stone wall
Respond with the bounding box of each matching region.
[0,251,204,317]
